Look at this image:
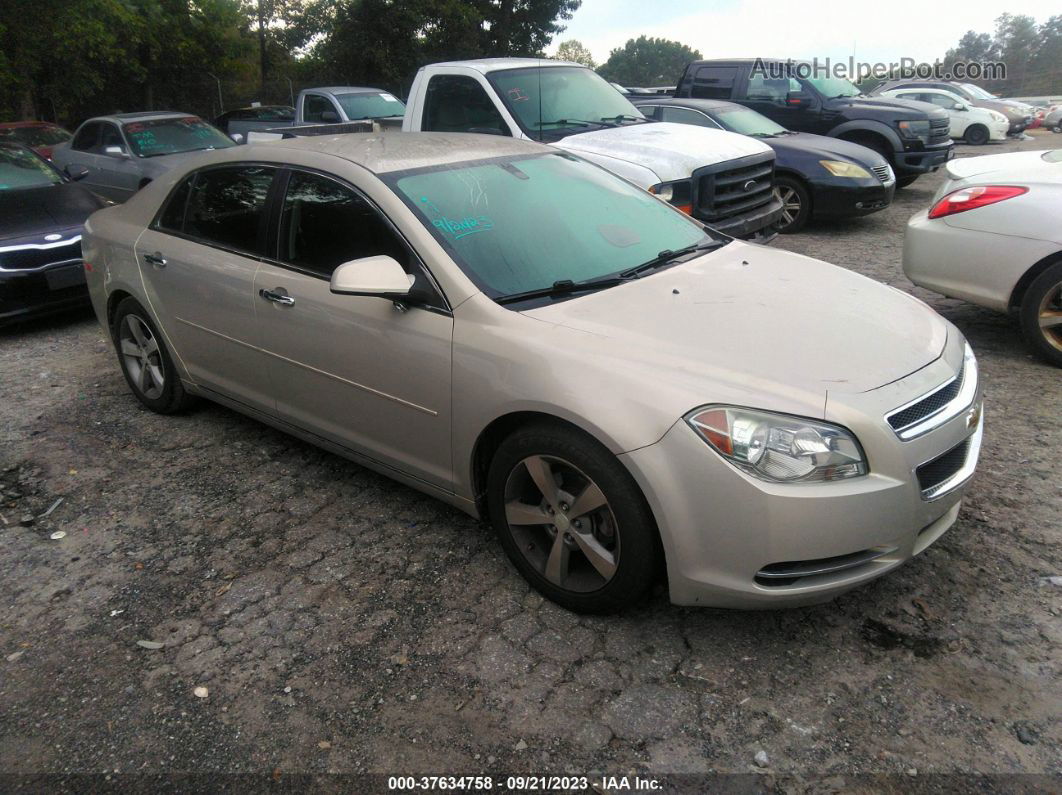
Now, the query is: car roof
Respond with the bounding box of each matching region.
[427,58,581,74]
[307,87,392,95]
[630,96,737,112]
[85,111,197,124]
[0,120,63,129]
[242,131,550,175]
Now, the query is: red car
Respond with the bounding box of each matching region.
[0,121,73,160]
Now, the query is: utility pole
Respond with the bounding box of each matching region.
[258,0,268,93]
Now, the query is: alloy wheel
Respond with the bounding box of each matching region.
[1038,280,1062,353]
[502,455,619,593]
[774,185,802,228]
[119,314,166,400]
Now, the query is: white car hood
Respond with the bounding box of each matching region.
[524,241,948,399]
[945,149,1061,182]
[552,122,771,183]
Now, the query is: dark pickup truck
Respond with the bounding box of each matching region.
[674,59,954,187]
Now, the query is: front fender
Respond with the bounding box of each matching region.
[827,120,902,153]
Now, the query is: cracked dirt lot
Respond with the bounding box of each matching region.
[1,131,1059,784]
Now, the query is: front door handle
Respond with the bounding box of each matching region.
[259,288,295,306]
[142,251,166,268]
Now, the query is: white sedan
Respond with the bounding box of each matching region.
[904,149,1062,366]
[880,88,1010,145]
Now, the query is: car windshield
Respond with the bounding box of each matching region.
[121,117,235,158]
[0,125,71,147]
[711,106,787,136]
[0,145,63,190]
[387,152,715,301]
[804,74,861,98]
[334,92,405,120]
[961,83,996,100]
[489,66,645,137]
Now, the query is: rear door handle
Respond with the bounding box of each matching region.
[259,288,295,306]
[142,252,166,268]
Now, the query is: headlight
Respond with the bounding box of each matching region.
[897,119,931,141]
[686,406,868,483]
[649,180,693,214]
[819,160,871,179]
[991,111,1008,123]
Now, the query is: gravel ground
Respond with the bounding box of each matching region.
[1,130,1059,785]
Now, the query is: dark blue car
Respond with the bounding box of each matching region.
[632,97,895,233]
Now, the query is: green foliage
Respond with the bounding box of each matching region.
[941,13,1062,97]
[596,35,700,87]
[555,39,594,68]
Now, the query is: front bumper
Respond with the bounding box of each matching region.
[810,176,895,219]
[893,141,954,175]
[620,335,983,608]
[701,194,784,240]
[0,263,89,326]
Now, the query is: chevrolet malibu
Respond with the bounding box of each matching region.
[82,134,984,613]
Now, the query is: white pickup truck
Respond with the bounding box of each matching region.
[252,60,783,238]
[400,59,782,239]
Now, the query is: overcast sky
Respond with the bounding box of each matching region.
[551,0,1061,66]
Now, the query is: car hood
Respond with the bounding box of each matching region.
[767,132,890,169]
[944,149,1061,183]
[552,122,771,182]
[523,241,947,399]
[839,96,949,122]
[0,182,105,241]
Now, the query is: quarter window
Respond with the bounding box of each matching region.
[422,75,509,135]
[157,176,194,233]
[184,165,276,254]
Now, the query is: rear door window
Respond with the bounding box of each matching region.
[691,67,737,99]
[184,165,277,254]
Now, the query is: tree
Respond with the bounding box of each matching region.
[555,39,594,68]
[597,36,700,87]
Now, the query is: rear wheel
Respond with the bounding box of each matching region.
[1019,261,1062,367]
[486,423,658,613]
[772,176,811,234]
[112,297,194,413]
[964,124,990,145]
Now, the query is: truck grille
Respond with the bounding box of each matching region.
[0,238,82,272]
[928,116,951,145]
[871,164,892,183]
[695,153,775,224]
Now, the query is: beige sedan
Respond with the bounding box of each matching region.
[82,133,983,612]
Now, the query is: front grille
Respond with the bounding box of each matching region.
[887,374,962,433]
[0,239,82,271]
[916,437,970,493]
[871,164,892,183]
[695,153,775,223]
[928,116,951,145]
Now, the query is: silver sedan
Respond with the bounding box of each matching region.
[82,133,983,612]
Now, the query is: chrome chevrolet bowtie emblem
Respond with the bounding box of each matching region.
[966,403,982,429]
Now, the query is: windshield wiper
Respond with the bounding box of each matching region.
[534,119,591,128]
[496,276,630,305]
[620,239,724,279]
[748,132,777,138]
[603,114,645,125]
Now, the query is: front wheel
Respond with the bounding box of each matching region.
[964,124,990,145]
[1019,261,1062,367]
[772,176,811,234]
[486,423,659,613]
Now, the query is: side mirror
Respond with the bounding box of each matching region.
[65,164,90,181]
[103,145,127,157]
[330,255,414,298]
[786,91,813,108]
[321,110,340,123]
[230,132,245,143]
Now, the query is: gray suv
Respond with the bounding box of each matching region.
[52,112,234,202]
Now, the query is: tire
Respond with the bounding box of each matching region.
[486,422,659,613]
[895,175,919,189]
[964,124,990,145]
[1019,261,1062,368]
[111,297,194,413]
[772,175,811,234]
